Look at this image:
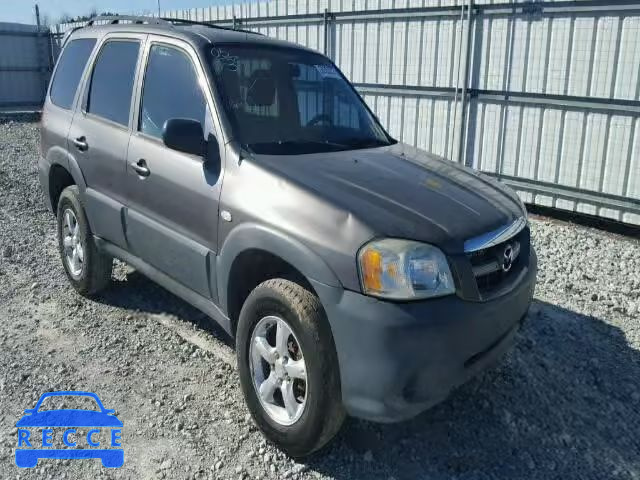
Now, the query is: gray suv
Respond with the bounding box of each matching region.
[39,16,536,457]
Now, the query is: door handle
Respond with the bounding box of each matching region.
[72,136,88,151]
[130,159,150,177]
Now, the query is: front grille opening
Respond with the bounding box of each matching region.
[475,266,521,296]
[477,269,507,292]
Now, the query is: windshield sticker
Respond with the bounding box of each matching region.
[211,47,238,72]
[314,64,341,79]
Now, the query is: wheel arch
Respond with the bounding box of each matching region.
[46,150,87,215]
[217,223,342,335]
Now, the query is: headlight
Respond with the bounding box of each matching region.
[357,239,455,300]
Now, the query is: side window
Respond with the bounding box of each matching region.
[49,38,96,109]
[139,45,207,139]
[86,40,140,126]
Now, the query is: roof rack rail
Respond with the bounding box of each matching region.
[86,15,170,26]
[160,17,263,36]
[80,14,262,37]
[60,26,84,48]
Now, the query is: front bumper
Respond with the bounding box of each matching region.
[312,249,537,422]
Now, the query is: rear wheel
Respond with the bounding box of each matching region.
[56,186,112,295]
[236,279,345,457]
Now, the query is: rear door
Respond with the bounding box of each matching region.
[40,37,96,203]
[67,33,146,249]
[124,37,225,302]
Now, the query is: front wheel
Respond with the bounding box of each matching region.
[236,279,345,457]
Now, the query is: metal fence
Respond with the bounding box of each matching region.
[50,1,640,226]
[0,22,56,109]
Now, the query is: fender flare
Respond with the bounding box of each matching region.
[216,223,342,315]
[46,147,88,197]
[66,156,87,193]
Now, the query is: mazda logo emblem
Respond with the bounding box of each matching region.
[502,244,514,272]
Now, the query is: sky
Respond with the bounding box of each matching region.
[0,0,234,25]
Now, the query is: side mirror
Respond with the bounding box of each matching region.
[162,118,205,156]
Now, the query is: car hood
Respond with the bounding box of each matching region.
[16,410,123,427]
[251,143,525,253]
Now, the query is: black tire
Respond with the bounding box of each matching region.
[56,185,112,296]
[236,279,345,457]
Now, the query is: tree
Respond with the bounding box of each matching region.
[57,10,120,24]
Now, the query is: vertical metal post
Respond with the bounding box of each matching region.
[323,8,329,56]
[34,4,49,106]
[448,2,466,160]
[35,4,41,30]
[55,23,61,48]
[48,29,55,70]
[233,15,237,30]
[457,0,475,165]
[497,5,517,177]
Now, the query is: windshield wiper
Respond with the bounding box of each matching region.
[339,137,390,149]
[248,140,346,155]
[248,138,391,155]
[278,140,346,148]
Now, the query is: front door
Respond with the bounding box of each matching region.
[124,38,224,302]
[67,34,145,249]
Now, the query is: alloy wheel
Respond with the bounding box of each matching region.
[62,208,83,278]
[249,315,307,426]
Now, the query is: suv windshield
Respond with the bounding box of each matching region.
[208,44,393,155]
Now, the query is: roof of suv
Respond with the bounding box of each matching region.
[66,17,317,54]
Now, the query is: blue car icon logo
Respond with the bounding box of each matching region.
[15,391,123,468]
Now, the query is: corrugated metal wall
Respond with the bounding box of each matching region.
[0,22,53,109]
[468,10,640,225]
[53,1,640,226]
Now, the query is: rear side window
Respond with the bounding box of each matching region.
[49,38,96,109]
[139,44,207,139]
[87,40,140,126]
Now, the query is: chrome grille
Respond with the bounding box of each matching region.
[464,218,529,299]
[470,241,521,277]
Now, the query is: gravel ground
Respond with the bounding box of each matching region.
[0,118,639,480]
